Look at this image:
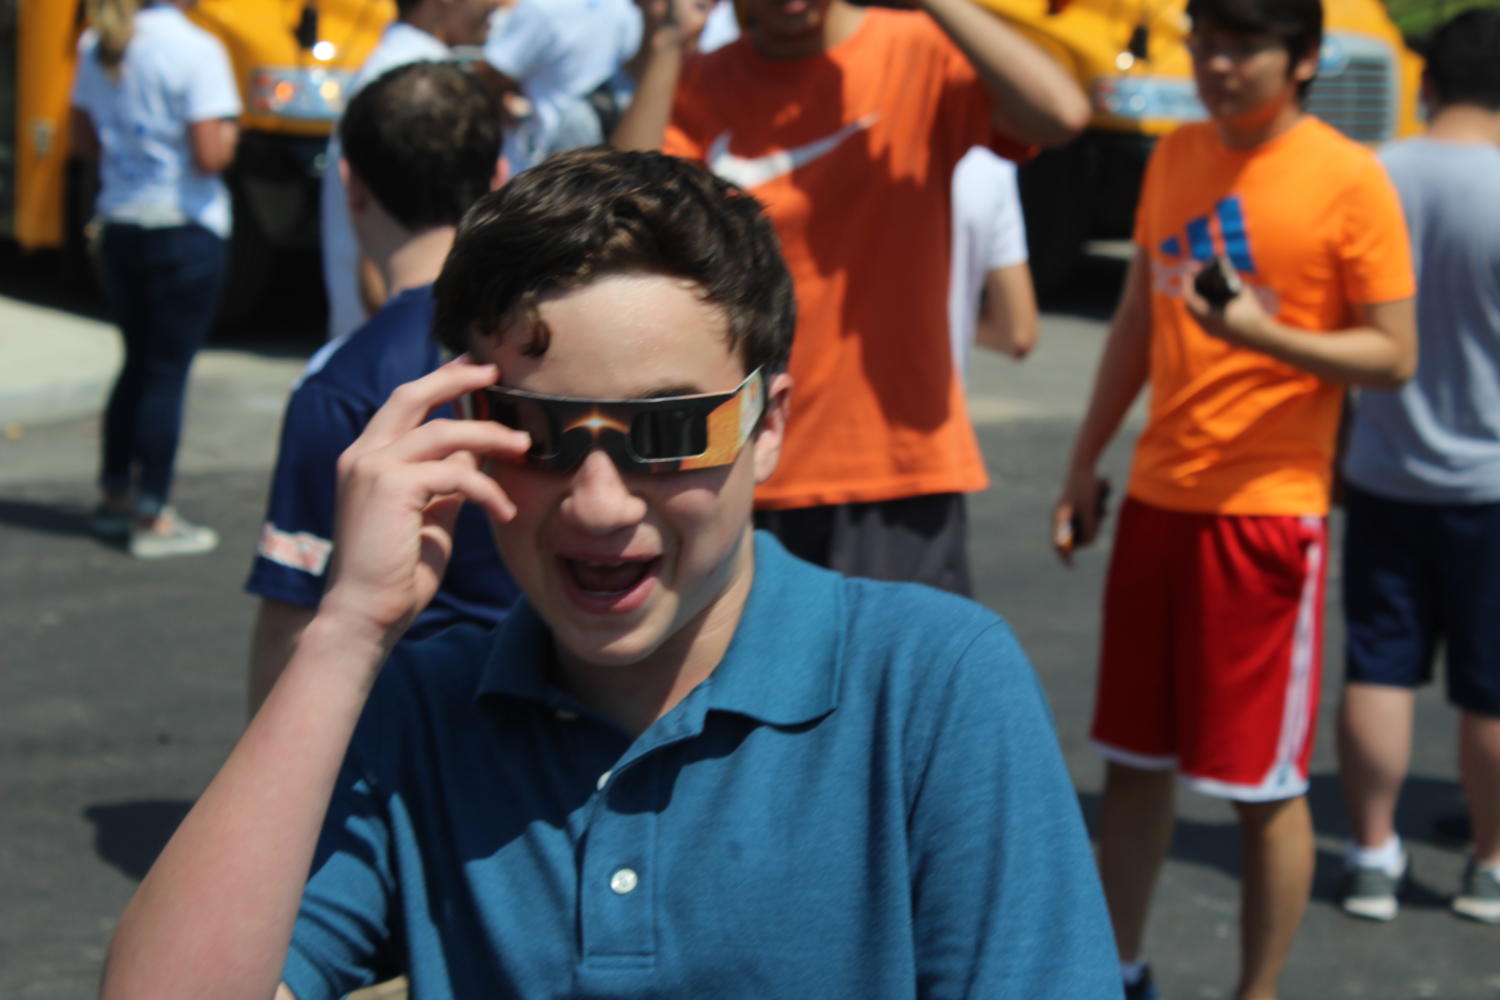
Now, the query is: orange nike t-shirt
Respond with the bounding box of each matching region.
[664,10,1025,510]
[1130,117,1414,516]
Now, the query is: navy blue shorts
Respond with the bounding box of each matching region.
[1342,484,1500,717]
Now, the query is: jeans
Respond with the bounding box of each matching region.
[97,223,227,517]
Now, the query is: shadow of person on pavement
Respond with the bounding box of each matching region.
[1077,770,1467,912]
[0,497,105,541]
[83,800,193,881]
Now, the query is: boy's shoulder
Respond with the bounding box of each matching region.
[749,535,1027,697]
[296,287,440,406]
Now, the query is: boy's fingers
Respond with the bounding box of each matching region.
[1051,503,1075,565]
[376,418,531,466]
[358,361,501,447]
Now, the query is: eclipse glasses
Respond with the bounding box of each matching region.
[469,368,765,474]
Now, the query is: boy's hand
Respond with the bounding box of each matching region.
[635,0,710,52]
[1051,466,1109,567]
[318,359,531,648]
[1180,270,1276,351]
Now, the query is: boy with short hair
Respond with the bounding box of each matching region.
[246,61,517,713]
[1336,7,1500,926]
[101,148,1121,1000]
[319,0,503,344]
[1052,0,1417,994]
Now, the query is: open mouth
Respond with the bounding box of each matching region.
[565,558,654,594]
[559,555,661,613]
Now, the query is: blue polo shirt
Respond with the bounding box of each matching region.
[284,534,1120,999]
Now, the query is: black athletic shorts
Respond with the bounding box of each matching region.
[754,492,971,597]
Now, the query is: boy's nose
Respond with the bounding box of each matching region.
[561,449,648,534]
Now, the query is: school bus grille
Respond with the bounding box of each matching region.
[1306,50,1397,144]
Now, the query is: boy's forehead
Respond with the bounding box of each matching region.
[471,273,748,400]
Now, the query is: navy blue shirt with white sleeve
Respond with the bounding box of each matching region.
[283,533,1121,999]
[245,285,519,634]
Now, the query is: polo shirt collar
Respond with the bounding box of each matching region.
[474,532,842,728]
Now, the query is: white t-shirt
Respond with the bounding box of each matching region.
[698,1,741,53]
[319,22,451,343]
[947,147,1028,381]
[485,0,640,172]
[71,4,242,238]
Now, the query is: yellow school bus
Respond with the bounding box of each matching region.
[974,0,1425,290]
[1,0,394,302]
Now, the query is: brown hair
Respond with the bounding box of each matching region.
[88,0,141,82]
[433,148,796,376]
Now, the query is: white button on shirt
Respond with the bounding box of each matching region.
[609,868,638,895]
[596,770,612,791]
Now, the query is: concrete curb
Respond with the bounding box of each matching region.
[0,297,120,428]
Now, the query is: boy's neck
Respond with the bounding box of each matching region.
[751,1,864,60]
[1213,92,1305,151]
[1425,104,1500,147]
[375,225,457,300]
[553,531,758,738]
[398,6,448,45]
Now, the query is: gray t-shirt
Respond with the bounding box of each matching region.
[1343,138,1500,504]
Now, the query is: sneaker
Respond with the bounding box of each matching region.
[128,510,219,559]
[1452,862,1500,924]
[1123,965,1161,1000]
[1340,860,1407,921]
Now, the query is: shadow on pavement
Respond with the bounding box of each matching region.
[84,800,194,882]
[1078,770,1467,911]
[0,496,102,540]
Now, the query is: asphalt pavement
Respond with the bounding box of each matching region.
[1,256,1496,999]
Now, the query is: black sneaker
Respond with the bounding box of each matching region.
[1124,965,1161,1000]
[1452,861,1500,924]
[1339,859,1407,922]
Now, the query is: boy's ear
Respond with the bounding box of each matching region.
[751,372,793,487]
[1291,42,1320,85]
[342,157,371,214]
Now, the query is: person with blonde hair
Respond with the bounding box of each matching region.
[71,0,240,557]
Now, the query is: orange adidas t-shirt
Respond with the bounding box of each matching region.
[664,11,1025,510]
[1130,117,1414,516]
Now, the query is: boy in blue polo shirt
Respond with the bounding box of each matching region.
[100,148,1121,1000]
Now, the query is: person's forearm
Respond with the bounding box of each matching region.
[918,0,1089,147]
[975,264,1038,359]
[1067,309,1149,473]
[612,30,686,151]
[189,118,239,174]
[1237,320,1415,388]
[101,613,392,1000]
[247,599,317,718]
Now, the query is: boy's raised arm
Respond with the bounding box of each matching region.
[99,362,529,1000]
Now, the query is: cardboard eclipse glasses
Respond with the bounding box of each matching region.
[469,368,766,474]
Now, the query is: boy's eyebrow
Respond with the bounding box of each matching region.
[642,383,710,400]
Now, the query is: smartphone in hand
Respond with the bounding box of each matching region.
[1068,478,1112,546]
[1193,255,1243,308]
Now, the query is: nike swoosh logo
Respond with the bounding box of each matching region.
[707,114,880,191]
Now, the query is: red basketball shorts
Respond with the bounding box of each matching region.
[1090,497,1328,801]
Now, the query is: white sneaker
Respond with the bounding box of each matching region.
[1340,859,1407,922]
[128,510,219,559]
[1452,862,1500,924]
